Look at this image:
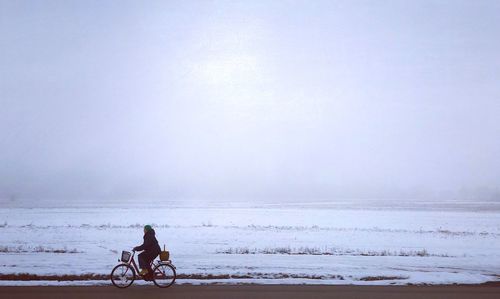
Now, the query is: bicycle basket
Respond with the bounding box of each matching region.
[121,250,131,262]
[160,251,169,261]
[159,244,170,261]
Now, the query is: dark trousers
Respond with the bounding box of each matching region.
[138,251,158,272]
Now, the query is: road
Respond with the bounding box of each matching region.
[1,285,499,299]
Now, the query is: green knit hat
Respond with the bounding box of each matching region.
[144,224,152,231]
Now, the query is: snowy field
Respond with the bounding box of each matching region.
[0,201,499,285]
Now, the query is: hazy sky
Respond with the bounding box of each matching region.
[1,0,499,201]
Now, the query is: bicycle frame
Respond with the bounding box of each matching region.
[127,251,141,274]
[122,250,172,276]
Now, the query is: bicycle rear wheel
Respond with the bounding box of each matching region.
[111,264,135,288]
[152,263,176,288]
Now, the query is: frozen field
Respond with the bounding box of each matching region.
[0,202,499,285]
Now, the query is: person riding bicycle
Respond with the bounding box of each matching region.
[133,225,161,277]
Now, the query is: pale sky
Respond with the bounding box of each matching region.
[1,0,499,201]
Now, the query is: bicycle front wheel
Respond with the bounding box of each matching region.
[111,264,135,288]
[152,263,176,288]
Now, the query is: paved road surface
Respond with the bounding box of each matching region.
[1,285,499,299]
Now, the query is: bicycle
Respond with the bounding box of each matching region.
[110,249,176,288]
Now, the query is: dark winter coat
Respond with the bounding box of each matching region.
[134,229,161,254]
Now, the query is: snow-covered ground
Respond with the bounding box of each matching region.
[0,202,499,285]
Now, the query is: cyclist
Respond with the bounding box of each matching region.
[133,225,161,278]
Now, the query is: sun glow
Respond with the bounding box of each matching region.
[194,54,259,86]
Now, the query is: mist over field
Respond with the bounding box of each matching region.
[1,0,499,205]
